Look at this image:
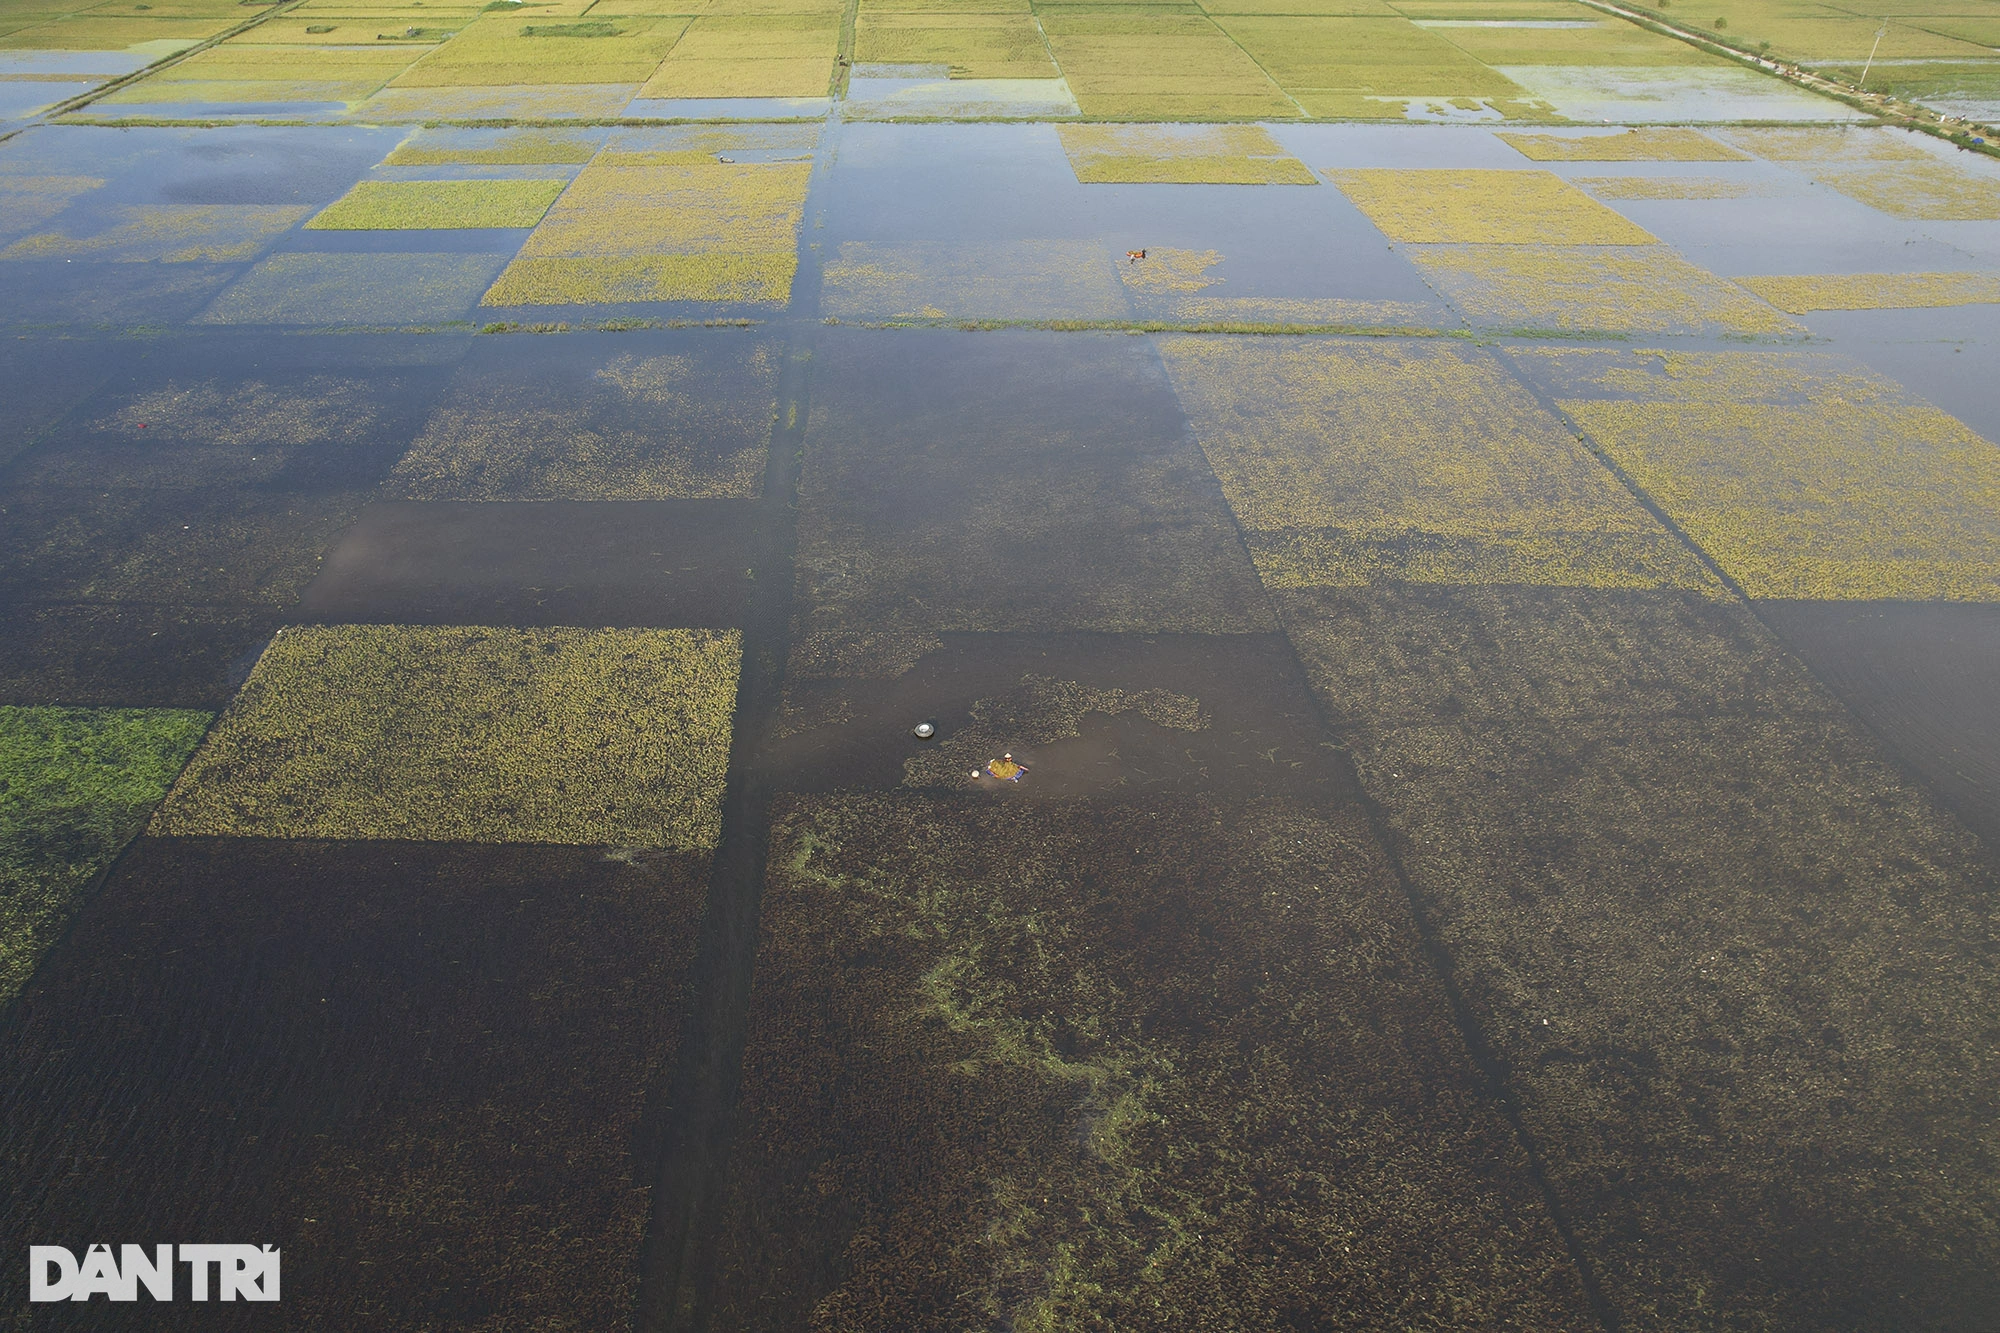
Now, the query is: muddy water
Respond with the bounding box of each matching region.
[2,115,1999,1333]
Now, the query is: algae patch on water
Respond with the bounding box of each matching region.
[1526,347,2000,600]
[1499,128,1748,162]
[703,792,1594,1330]
[1329,168,1657,244]
[307,179,567,230]
[1057,124,1316,185]
[1157,335,1716,592]
[151,625,741,847]
[0,705,209,1005]
[1739,271,2000,313]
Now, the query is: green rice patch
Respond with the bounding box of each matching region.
[1057,123,1317,184]
[307,178,566,230]
[1,705,210,1004]
[152,625,741,848]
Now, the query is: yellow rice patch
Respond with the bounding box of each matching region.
[1738,272,2000,313]
[1499,129,1748,162]
[1810,161,2000,222]
[389,14,689,86]
[1407,244,1801,336]
[819,239,1131,323]
[1037,9,1300,120]
[1057,125,1316,186]
[1718,127,1933,163]
[1160,296,1454,329]
[151,625,741,848]
[1528,349,2000,601]
[1329,169,1656,244]
[641,13,841,97]
[483,155,809,306]
[307,179,567,230]
[1156,336,1713,592]
[384,130,601,165]
[1577,176,1772,201]
[853,9,1057,79]
[0,204,306,262]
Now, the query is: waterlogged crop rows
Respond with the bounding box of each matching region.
[2,203,307,261]
[1723,126,2000,220]
[1408,244,1801,335]
[1058,124,1316,184]
[152,625,742,846]
[1330,169,1658,244]
[820,239,1131,322]
[483,151,810,306]
[1740,271,2000,312]
[0,705,208,1004]
[1530,348,2000,600]
[391,338,780,499]
[1499,127,1748,161]
[1274,581,2000,1330]
[308,179,567,230]
[706,793,1594,1331]
[1158,336,1716,590]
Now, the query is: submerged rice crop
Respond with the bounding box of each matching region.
[1739,271,2000,313]
[1156,336,1716,591]
[1,204,307,262]
[1058,124,1316,185]
[1499,128,1748,162]
[1328,168,1657,244]
[1406,243,1802,336]
[820,239,1131,322]
[151,625,742,847]
[307,179,568,230]
[1527,348,2000,600]
[197,252,508,324]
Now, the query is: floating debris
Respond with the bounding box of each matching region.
[912,721,935,739]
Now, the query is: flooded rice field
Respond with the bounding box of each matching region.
[3,1,2000,1329]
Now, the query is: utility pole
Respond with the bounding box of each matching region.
[1859,24,1887,88]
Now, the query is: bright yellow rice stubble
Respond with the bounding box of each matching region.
[150,625,742,848]
[1526,348,2000,601]
[1328,168,1657,244]
[1155,336,1716,592]
[1407,244,1802,337]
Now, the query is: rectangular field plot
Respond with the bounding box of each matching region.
[482,153,809,307]
[820,239,1131,323]
[1722,125,2000,219]
[639,13,842,98]
[1214,14,1550,120]
[1330,168,1657,244]
[389,331,779,500]
[1057,124,1316,185]
[1275,580,2000,1331]
[387,14,689,86]
[0,837,705,1328]
[0,203,307,262]
[0,705,208,1004]
[383,127,604,165]
[794,330,1272,646]
[1498,127,1749,161]
[1408,244,1801,336]
[307,179,567,230]
[853,7,1058,79]
[198,251,509,326]
[1157,336,1715,591]
[1523,349,2000,601]
[151,625,741,847]
[0,174,104,240]
[1740,271,2000,313]
[1037,8,1300,119]
[702,793,1594,1332]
